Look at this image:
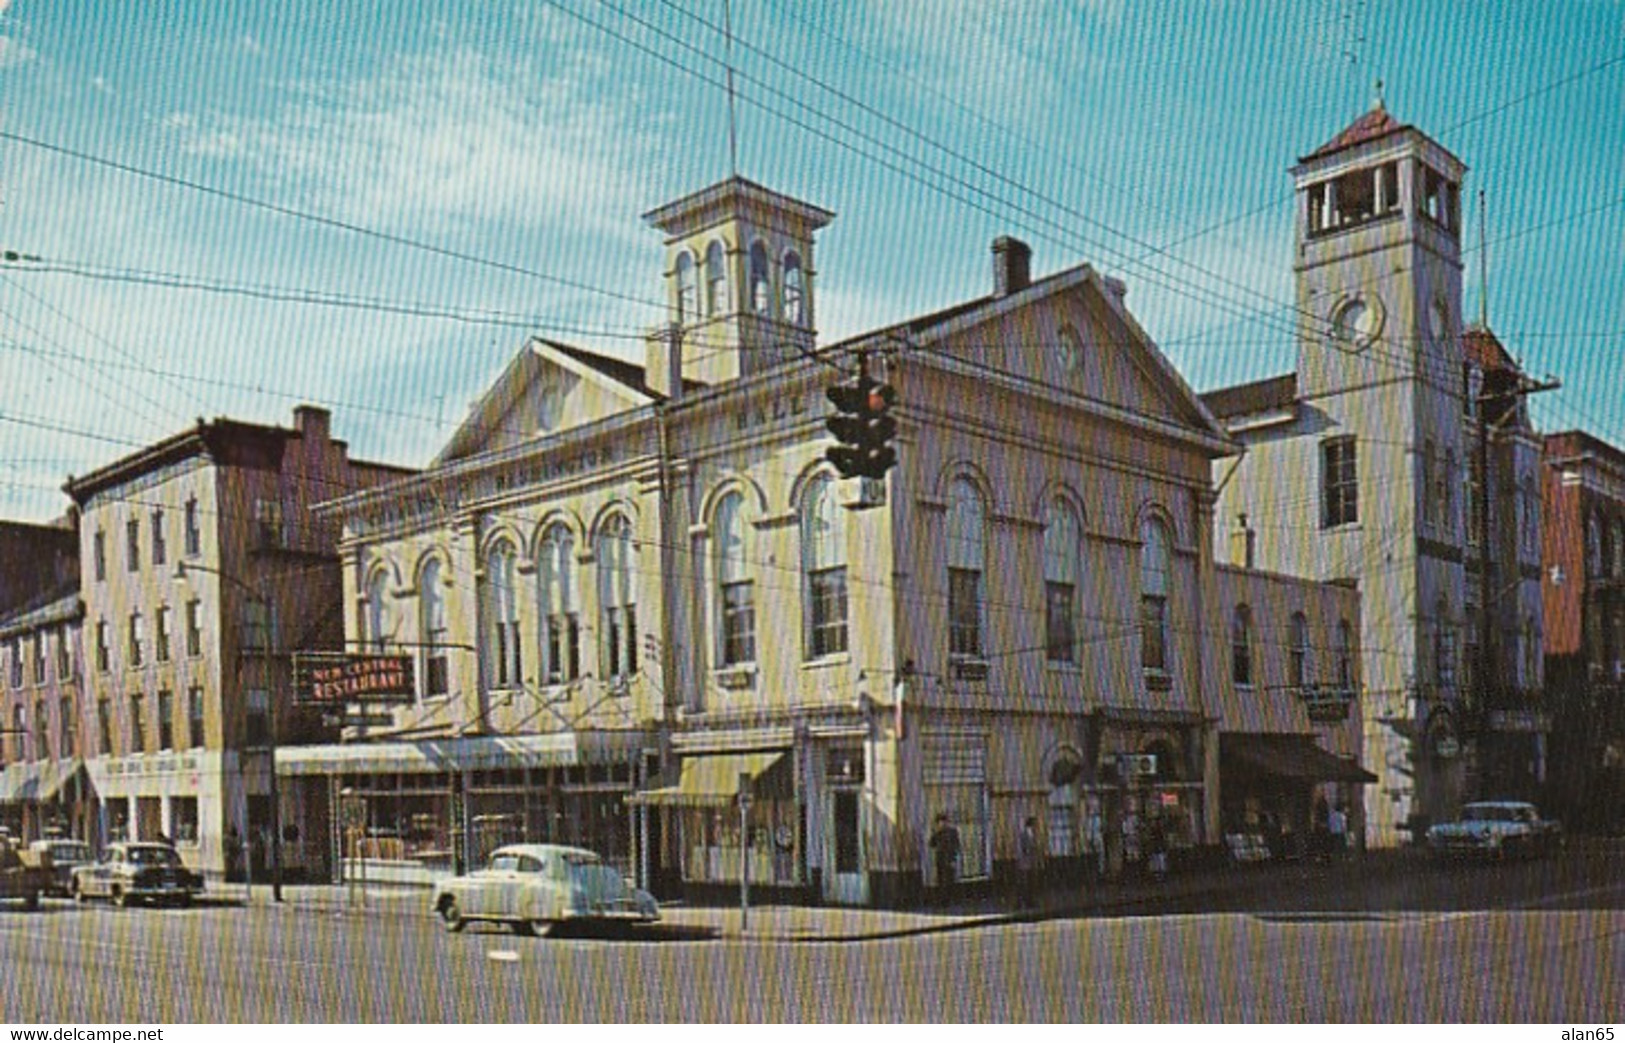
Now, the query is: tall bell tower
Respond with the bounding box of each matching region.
[643,177,834,393]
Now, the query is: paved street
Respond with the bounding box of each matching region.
[1,845,1621,1022]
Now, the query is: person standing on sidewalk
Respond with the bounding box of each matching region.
[1016,817,1041,909]
[1121,803,1142,881]
[1328,802,1349,860]
[929,813,961,906]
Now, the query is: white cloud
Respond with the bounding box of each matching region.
[165,47,661,239]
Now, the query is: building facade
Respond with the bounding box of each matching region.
[1542,430,1625,833]
[0,518,77,618]
[1202,102,1545,847]
[0,593,87,841]
[314,177,1372,904]
[60,406,410,879]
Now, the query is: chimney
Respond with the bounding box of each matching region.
[293,404,331,445]
[991,236,1032,297]
[1230,513,1256,569]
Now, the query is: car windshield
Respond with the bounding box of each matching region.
[126,846,180,866]
[51,843,92,861]
[1461,806,1515,822]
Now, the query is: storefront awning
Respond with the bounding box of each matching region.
[27,759,85,803]
[0,762,41,804]
[627,751,786,807]
[1221,734,1377,784]
[275,732,625,776]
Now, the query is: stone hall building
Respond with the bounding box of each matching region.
[306,173,1371,905]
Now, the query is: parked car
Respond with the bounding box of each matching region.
[1426,801,1562,860]
[29,839,95,898]
[0,837,48,911]
[71,842,205,907]
[433,843,659,936]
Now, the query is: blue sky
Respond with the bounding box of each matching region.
[0,0,1620,521]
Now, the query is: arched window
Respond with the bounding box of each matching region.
[715,492,755,666]
[1043,501,1080,664]
[420,558,448,698]
[597,516,638,680]
[365,569,391,653]
[1336,618,1354,691]
[802,474,847,659]
[537,526,580,686]
[1231,605,1253,687]
[748,241,771,316]
[1289,611,1310,689]
[705,240,727,317]
[1140,517,1170,674]
[675,250,697,322]
[783,251,805,326]
[947,479,986,659]
[1435,596,1456,688]
[484,540,522,689]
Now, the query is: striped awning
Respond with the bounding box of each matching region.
[0,762,41,803]
[626,751,786,808]
[275,732,619,776]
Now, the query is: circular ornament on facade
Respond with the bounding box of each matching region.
[1331,295,1382,350]
[1055,324,1086,374]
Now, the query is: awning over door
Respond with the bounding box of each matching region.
[1221,733,1377,784]
[29,759,85,803]
[0,762,40,803]
[627,751,787,807]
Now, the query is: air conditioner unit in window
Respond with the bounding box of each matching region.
[1117,753,1157,779]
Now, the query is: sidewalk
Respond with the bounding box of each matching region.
[227,853,1425,942]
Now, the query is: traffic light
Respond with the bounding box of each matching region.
[824,355,898,480]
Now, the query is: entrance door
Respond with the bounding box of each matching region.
[825,788,867,905]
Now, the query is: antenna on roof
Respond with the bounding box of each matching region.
[1478,188,1489,330]
[722,0,740,178]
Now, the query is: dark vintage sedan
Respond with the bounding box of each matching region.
[29,839,95,898]
[71,842,204,907]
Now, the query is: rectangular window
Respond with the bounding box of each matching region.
[32,631,45,684]
[720,581,756,666]
[59,696,74,758]
[254,499,283,550]
[242,600,271,653]
[7,638,19,688]
[97,698,112,756]
[93,530,107,582]
[493,620,521,687]
[186,600,202,657]
[128,612,144,667]
[245,689,269,747]
[184,498,201,557]
[129,692,146,754]
[10,705,24,761]
[151,509,167,566]
[1141,596,1168,674]
[948,567,983,658]
[96,621,110,673]
[155,605,172,663]
[601,608,638,680]
[57,625,72,680]
[543,614,580,687]
[157,689,174,750]
[808,567,848,658]
[170,796,199,844]
[188,686,205,748]
[1045,581,1075,663]
[33,699,48,760]
[126,518,141,572]
[1322,438,1358,528]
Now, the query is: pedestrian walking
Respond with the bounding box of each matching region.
[928,813,961,905]
[1328,802,1349,859]
[1083,798,1105,882]
[1121,804,1142,880]
[1146,812,1169,883]
[1016,817,1041,909]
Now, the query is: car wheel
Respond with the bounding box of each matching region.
[22,890,39,912]
[510,920,535,937]
[71,879,87,904]
[438,896,466,933]
[534,921,557,938]
[113,887,132,909]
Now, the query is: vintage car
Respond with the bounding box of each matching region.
[0,837,49,910]
[1426,801,1562,859]
[29,839,95,898]
[432,843,659,936]
[71,842,205,907]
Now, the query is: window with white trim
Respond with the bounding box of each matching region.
[365,570,391,652]
[484,541,522,689]
[675,250,697,322]
[715,492,755,667]
[597,517,638,680]
[1289,611,1310,689]
[705,240,727,316]
[1321,438,1358,527]
[537,528,580,687]
[783,251,805,326]
[802,474,847,659]
[420,557,449,698]
[1232,605,1254,687]
[1043,500,1079,664]
[748,241,771,316]
[947,479,985,659]
[1140,517,1171,674]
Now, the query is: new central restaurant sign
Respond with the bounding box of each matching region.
[293,652,417,706]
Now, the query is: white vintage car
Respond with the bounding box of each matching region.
[432,843,659,936]
[1426,801,1562,860]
